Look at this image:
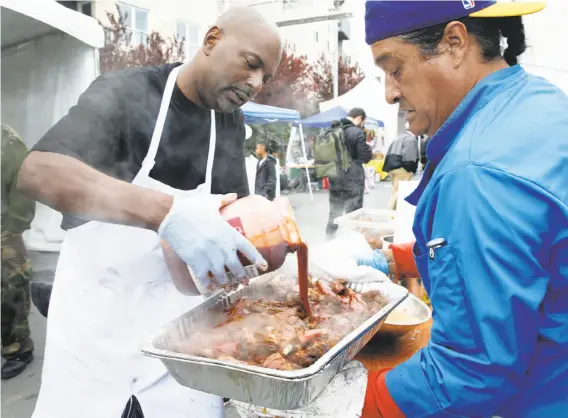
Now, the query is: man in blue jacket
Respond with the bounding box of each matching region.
[274,1,567,418]
[361,1,568,417]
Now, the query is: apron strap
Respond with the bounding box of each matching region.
[204,109,216,193]
[121,395,144,418]
[142,66,181,169]
[141,65,216,194]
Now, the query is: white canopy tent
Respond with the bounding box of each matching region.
[1,0,105,251]
[318,73,400,149]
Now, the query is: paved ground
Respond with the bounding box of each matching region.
[1,182,394,418]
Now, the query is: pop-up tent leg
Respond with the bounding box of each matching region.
[298,123,314,202]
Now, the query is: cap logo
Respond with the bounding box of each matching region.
[462,0,476,10]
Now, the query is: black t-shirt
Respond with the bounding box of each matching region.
[34,63,249,230]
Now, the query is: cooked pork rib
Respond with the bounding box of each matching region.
[179,279,389,370]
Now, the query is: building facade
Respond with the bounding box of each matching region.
[58,0,219,61]
[58,0,357,63]
[227,0,351,61]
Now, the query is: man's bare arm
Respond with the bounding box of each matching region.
[17,152,173,231]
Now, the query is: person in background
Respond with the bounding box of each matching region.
[373,129,385,156]
[1,124,36,380]
[306,135,315,160]
[254,140,277,201]
[382,126,419,210]
[17,7,281,418]
[419,135,429,165]
[365,129,377,150]
[364,130,377,193]
[326,107,373,238]
[30,280,51,318]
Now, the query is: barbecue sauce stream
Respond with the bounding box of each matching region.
[296,242,312,318]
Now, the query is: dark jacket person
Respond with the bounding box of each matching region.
[383,130,419,210]
[326,107,373,237]
[254,141,277,201]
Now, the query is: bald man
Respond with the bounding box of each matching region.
[21,8,282,418]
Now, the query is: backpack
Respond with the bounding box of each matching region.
[313,122,352,180]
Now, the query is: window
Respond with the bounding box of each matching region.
[58,1,92,16]
[176,21,201,60]
[117,2,149,46]
[314,30,319,43]
[77,1,92,16]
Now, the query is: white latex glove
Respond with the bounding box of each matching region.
[311,233,390,284]
[227,361,368,418]
[158,193,267,290]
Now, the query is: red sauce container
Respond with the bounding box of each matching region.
[162,195,302,295]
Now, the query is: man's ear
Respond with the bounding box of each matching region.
[203,26,222,56]
[441,21,469,68]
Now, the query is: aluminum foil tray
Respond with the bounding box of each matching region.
[142,273,408,411]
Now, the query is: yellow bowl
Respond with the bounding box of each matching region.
[379,293,432,338]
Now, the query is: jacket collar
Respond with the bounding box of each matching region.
[257,154,274,168]
[341,118,356,128]
[406,65,526,206]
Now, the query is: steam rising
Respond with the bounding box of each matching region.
[169,273,389,369]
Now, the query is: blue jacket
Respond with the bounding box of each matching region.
[387,65,568,417]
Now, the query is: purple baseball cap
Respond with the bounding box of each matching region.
[365,1,545,45]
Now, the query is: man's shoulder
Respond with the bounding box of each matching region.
[1,125,28,187]
[266,155,277,165]
[343,124,364,138]
[1,124,26,154]
[469,80,568,157]
[399,131,416,141]
[524,72,568,102]
[95,63,181,93]
[448,97,568,204]
[105,62,179,79]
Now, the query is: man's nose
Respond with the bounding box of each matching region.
[247,71,264,94]
[385,77,401,105]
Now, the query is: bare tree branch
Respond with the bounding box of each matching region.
[98,6,185,74]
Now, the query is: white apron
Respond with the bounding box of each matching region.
[33,66,224,418]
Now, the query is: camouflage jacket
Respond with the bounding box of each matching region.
[1,124,35,239]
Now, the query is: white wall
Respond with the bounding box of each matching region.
[1,33,99,150]
[2,33,101,251]
[520,0,568,94]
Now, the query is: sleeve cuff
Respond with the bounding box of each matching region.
[385,352,457,417]
[362,369,405,418]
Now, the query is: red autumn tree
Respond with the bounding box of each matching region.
[311,54,365,102]
[99,7,184,74]
[253,45,318,117]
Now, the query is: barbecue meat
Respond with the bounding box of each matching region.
[331,280,348,295]
[305,341,329,358]
[262,353,301,371]
[178,278,389,371]
[288,350,316,368]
